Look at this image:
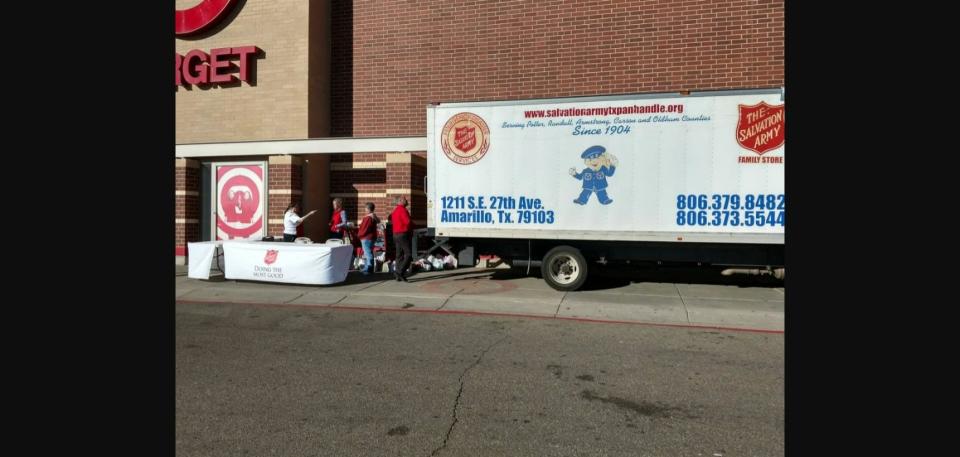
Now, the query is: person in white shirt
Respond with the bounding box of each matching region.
[283,202,318,242]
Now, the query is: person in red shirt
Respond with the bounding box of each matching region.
[390,196,414,281]
[357,202,380,275]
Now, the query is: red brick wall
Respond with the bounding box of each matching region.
[175,160,200,256]
[327,152,426,227]
[410,161,427,224]
[386,158,411,220]
[331,0,784,137]
[267,160,304,237]
[330,153,392,224]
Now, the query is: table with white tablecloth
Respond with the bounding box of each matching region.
[221,241,353,285]
[187,240,353,285]
[186,241,224,280]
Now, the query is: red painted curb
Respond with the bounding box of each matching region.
[175,298,784,334]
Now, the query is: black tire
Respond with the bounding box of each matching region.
[542,245,588,291]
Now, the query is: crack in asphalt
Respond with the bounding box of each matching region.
[283,292,306,304]
[430,335,508,456]
[554,292,567,317]
[676,284,691,323]
[436,286,466,311]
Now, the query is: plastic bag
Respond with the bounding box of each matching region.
[442,254,457,268]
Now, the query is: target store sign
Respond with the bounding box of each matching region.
[216,165,265,240]
[175,1,261,88]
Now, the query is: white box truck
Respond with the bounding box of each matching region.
[423,88,784,290]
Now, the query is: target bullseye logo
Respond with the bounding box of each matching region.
[216,165,264,240]
[176,0,240,36]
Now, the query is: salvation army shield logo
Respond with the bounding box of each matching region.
[454,126,477,153]
[216,165,264,240]
[736,102,785,155]
[441,112,490,165]
[264,250,278,265]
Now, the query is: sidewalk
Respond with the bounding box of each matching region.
[175,265,784,332]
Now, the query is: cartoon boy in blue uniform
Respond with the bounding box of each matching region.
[569,145,618,205]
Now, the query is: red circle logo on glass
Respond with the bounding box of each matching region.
[217,165,264,240]
[176,0,240,36]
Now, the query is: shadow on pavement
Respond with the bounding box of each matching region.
[435,265,784,291]
[193,264,783,292]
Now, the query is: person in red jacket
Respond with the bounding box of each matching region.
[390,196,414,281]
[357,202,380,275]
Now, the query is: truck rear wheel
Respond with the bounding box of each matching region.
[542,246,588,291]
